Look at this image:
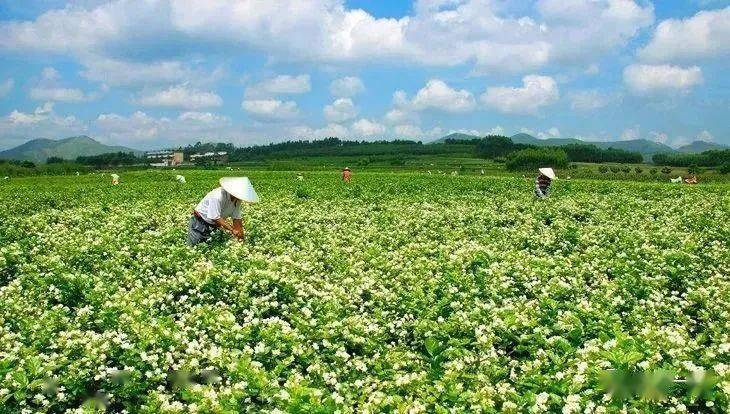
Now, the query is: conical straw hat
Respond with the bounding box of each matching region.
[538,168,556,180]
[219,177,259,203]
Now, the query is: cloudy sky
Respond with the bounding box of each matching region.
[0,0,728,150]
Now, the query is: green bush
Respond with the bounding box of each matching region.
[634,167,642,174]
[357,157,372,166]
[46,156,66,164]
[505,148,568,171]
[390,156,406,166]
[621,166,631,173]
[610,166,621,173]
[687,164,699,175]
[720,164,730,174]
[598,165,609,174]
[661,167,672,174]
[650,168,658,175]
[295,186,311,199]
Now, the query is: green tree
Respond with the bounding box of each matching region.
[46,156,66,164]
[505,148,568,171]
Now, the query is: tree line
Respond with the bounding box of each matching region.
[475,135,643,169]
[652,150,730,167]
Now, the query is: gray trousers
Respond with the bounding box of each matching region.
[188,215,216,246]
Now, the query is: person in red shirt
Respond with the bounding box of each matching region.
[342,167,352,183]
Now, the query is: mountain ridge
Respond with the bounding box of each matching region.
[431,133,727,161]
[0,136,141,163]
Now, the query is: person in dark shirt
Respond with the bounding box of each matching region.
[535,168,556,198]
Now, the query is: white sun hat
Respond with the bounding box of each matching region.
[538,168,556,180]
[220,177,259,203]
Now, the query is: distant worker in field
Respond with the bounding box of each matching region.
[188,177,259,246]
[111,173,120,185]
[535,168,556,199]
[342,167,351,183]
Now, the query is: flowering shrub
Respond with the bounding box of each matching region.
[0,171,728,413]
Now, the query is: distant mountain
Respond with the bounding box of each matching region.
[510,133,675,161]
[510,133,584,147]
[676,140,729,153]
[0,136,141,163]
[430,132,481,144]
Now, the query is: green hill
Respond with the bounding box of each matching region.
[510,133,675,161]
[429,132,481,144]
[510,133,584,147]
[676,140,728,153]
[0,136,141,163]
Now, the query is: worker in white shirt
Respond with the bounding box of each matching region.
[188,177,259,246]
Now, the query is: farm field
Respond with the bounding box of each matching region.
[0,170,728,413]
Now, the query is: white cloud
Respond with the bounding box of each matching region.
[40,67,60,81]
[7,102,55,124]
[351,118,386,136]
[520,127,536,135]
[96,112,164,140]
[585,64,600,75]
[324,98,358,123]
[245,75,311,98]
[394,124,424,138]
[290,123,349,138]
[570,90,611,111]
[178,111,229,124]
[481,75,559,115]
[649,131,669,144]
[410,80,475,113]
[384,108,415,125]
[623,64,703,95]
[30,66,96,102]
[330,76,365,97]
[242,99,299,120]
[80,57,200,87]
[30,87,91,102]
[0,0,654,76]
[1,102,86,142]
[0,79,14,97]
[639,7,730,63]
[537,127,561,139]
[671,136,691,148]
[136,85,223,109]
[697,130,714,142]
[620,126,640,140]
[96,110,230,143]
[488,126,505,135]
[392,124,444,140]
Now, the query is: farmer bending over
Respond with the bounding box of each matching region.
[188,177,259,246]
[535,168,556,198]
[342,167,352,183]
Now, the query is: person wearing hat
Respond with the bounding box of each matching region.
[535,168,556,198]
[342,167,352,183]
[188,177,259,246]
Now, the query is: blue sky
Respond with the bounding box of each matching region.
[0,0,728,150]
